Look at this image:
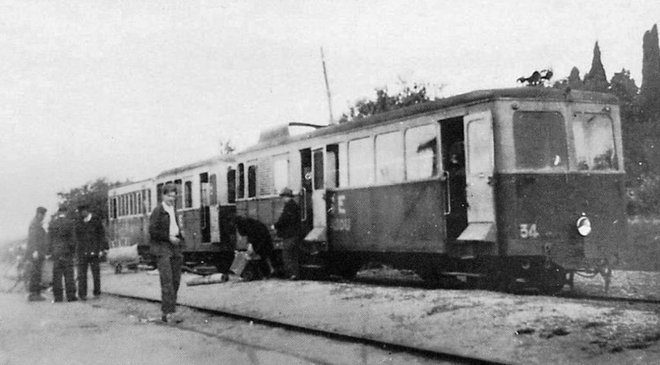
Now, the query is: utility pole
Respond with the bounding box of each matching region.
[320,47,335,124]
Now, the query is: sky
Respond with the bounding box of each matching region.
[1,0,659,241]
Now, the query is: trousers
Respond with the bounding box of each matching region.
[77,255,101,298]
[281,237,300,277]
[157,246,183,314]
[28,258,43,294]
[52,257,76,301]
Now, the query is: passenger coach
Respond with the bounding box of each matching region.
[108,155,237,270]
[233,87,625,293]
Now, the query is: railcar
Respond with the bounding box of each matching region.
[234,87,625,293]
[153,156,237,269]
[107,179,154,263]
[108,155,237,270]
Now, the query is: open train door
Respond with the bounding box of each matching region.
[300,146,330,238]
[208,173,220,243]
[199,172,212,243]
[459,111,497,247]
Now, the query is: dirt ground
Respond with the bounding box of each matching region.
[0,268,456,365]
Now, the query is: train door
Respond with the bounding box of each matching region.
[199,172,211,243]
[461,111,496,242]
[440,118,468,242]
[299,149,314,235]
[208,173,220,243]
[300,144,338,241]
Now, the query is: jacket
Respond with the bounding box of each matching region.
[149,203,183,254]
[75,214,109,257]
[26,217,47,258]
[236,217,273,258]
[275,199,301,239]
[47,215,76,259]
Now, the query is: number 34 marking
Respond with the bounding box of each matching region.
[519,223,540,239]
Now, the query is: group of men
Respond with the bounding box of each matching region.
[24,183,303,325]
[25,204,108,303]
[151,183,302,323]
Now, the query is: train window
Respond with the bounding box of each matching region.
[237,163,245,199]
[326,144,339,188]
[209,174,217,205]
[572,114,618,171]
[313,148,324,190]
[248,165,257,198]
[376,131,404,183]
[273,158,289,195]
[111,198,117,219]
[513,111,568,171]
[147,189,152,213]
[405,124,437,180]
[227,168,236,204]
[467,119,493,174]
[156,183,164,204]
[200,173,209,207]
[174,179,183,208]
[184,181,193,208]
[348,137,374,186]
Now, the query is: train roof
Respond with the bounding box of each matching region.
[240,87,618,154]
[156,155,234,178]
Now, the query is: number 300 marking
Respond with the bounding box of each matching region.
[519,223,540,239]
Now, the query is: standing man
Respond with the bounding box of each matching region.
[26,206,48,302]
[48,207,77,303]
[274,188,301,280]
[149,183,184,323]
[75,204,108,300]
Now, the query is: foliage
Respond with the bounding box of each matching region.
[627,173,660,216]
[218,138,236,155]
[583,42,609,92]
[338,83,439,123]
[56,178,120,221]
[641,24,660,121]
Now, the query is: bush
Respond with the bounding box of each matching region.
[627,173,660,215]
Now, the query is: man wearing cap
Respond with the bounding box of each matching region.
[149,183,184,323]
[47,207,77,302]
[26,206,48,302]
[75,204,108,300]
[274,187,301,280]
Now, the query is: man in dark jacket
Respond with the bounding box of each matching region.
[234,216,275,277]
[149,183,184,323]
[48,207,77,302]
[274,188,301,279]
[75,204,108,300]
[26,206,48,301]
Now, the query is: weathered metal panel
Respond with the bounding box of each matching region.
[328,180,446,253]
[495,173,626,269]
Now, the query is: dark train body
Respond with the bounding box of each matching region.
[234,87,625,292]
[109,87,625,292]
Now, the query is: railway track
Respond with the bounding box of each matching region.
[106,291,505,365]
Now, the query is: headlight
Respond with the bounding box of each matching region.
[576,215,592,237]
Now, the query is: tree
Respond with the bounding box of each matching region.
[641,24,660,121]
[57,178,120,221]
[583,42,609,92]
[338,82,439,123]
[553,67,583,90]
[218,138,236,155]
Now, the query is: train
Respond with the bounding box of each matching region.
[108,87,625,293]
[107,156,237,270]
